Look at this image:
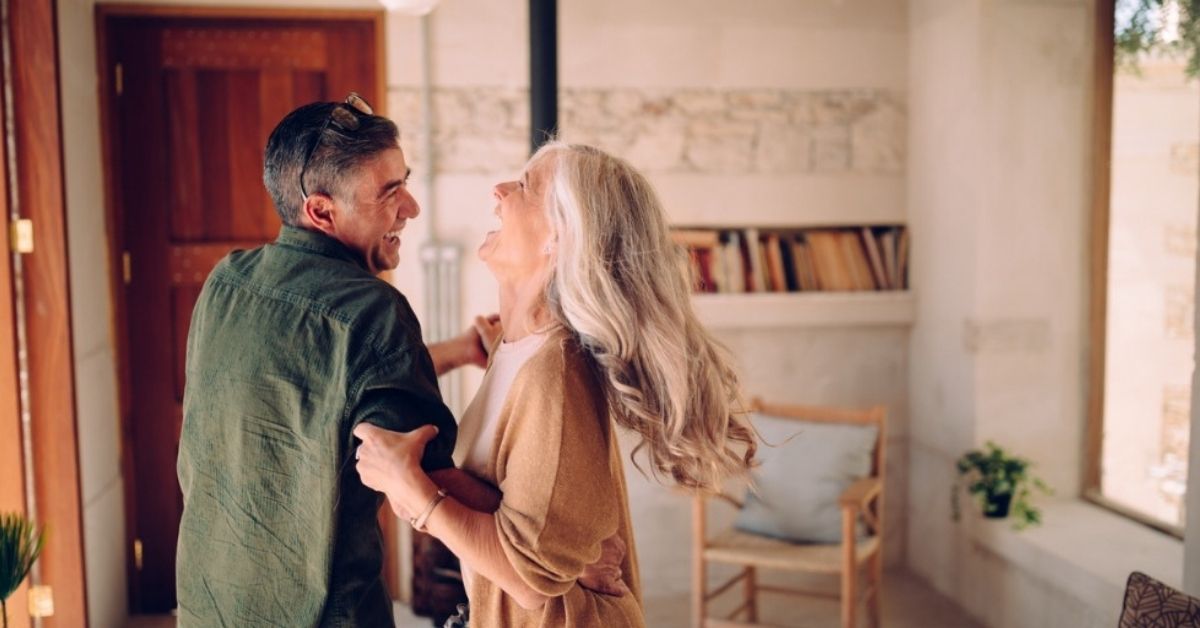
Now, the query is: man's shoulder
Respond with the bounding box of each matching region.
[325,277,426,362]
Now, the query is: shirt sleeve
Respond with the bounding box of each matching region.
[348,345,458,473]
[492,344,620,597]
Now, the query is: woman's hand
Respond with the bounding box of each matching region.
[578,534,631,597]
[353,422,441,520]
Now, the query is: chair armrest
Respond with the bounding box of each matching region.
[713,492,744,509]
[694,490,744,510]
[838,477,881,511]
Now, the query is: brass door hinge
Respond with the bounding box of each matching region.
[122,251,132,285]
[115,63,123,96]
[9,218,32,253]
[134,538,143,571]
[28,584,54,618]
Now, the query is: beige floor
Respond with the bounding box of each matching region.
[128,569,981,627]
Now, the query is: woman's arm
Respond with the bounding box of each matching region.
[429,467,501,514]
[354,423,549,609]
[405,474,551,610]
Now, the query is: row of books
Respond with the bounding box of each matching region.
[671,226,909,294]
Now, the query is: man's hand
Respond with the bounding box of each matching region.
[578,533,630,597]
[473,314,501,356]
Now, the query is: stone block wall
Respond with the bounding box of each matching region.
[391,87,906,177]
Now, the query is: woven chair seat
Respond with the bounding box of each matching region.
[704,528,880,574]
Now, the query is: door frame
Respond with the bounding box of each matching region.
[0,0,90,625]
[94,4,388,612]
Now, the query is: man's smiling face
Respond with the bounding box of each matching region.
[332,147,418,274]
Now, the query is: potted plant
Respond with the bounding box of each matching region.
[0,513,45,628]
[952,441,1051,530]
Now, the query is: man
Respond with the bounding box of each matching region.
[177,94,490,626]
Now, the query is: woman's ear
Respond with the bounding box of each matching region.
[303,193,338,236]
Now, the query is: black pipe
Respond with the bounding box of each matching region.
[529,0,557,154]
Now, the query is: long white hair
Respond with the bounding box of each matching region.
[532,142,756,492]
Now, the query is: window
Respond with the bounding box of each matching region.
[1089,0,1200,535]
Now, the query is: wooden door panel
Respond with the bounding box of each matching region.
[104,12,383,612]
[165,69,204,241]
[225,73,274,239]
[161,26,330,70]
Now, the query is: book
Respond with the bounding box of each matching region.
[695,247,717,292]
[764,233,787,292]
[896,227,910,290]
[861,227,890,290]
[725,231,745,293]
[712,236,728,293]
[791,236,818,291]
[744,228,765,293]
[880,228,897,291]
[839,230,877,290]
[806,229,850,291]
[778,234,800,292]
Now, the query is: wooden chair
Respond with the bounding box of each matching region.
[692,399,887,628]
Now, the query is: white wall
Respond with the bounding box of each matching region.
[64,0,910,624]
[58,1,128,626]
[905,1,1177,625]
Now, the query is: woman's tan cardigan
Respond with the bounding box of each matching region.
[467,328,645,627]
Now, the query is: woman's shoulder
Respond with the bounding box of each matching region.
[517,328,597,390]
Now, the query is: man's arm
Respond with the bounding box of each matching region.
[427,315,500,376]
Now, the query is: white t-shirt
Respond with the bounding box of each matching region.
[452,331,549,592]
[454,331,550,475]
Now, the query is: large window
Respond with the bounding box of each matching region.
[1091,0,1199,535]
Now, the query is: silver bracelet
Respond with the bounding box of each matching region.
[410,488,448,532]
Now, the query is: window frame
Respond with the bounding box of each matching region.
[1086,0,1188,540]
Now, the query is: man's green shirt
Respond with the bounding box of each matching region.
[177,226,457,627]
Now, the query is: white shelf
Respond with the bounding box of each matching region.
[691,291,915,330]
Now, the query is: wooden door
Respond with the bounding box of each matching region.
[99,9,384,613]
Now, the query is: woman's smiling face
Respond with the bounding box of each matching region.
[478,155,556,282]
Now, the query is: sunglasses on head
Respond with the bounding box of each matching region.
[298,92,374,199]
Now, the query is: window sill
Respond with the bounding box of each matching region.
[970,499,1183,615]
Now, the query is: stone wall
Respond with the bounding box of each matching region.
[392,87,906,176]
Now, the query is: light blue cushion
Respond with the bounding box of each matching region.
[734,412,878,544]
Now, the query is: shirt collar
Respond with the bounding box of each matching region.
[275,225,368,270]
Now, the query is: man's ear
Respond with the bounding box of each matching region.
[302,193,338,236]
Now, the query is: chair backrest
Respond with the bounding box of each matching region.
[749,398,888,479]
[1119,571,1200,627]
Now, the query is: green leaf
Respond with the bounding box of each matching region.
[0,512,45,603]
[1116,0,1200,78]
[949,442,1052,529]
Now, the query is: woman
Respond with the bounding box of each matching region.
[354,142,757,626]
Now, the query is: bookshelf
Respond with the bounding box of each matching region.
[672,223,915,330]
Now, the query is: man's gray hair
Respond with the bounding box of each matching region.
[263,101,400,226]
